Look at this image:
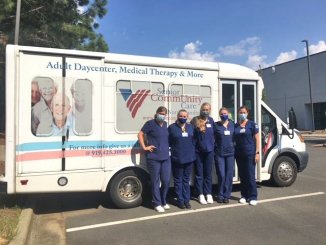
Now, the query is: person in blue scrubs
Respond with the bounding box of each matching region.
[168,109,196,209]
[214,107,235,204]
[234,106,260,206]
[191,103,215,205]
[138,106,171,213]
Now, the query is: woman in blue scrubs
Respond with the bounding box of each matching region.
[214,107,235,204]
[191,103,215,205]
[234,106,260,206]
[168,109,196,209]
[138,106,171,213]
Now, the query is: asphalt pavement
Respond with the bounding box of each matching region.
[21,140,326,245]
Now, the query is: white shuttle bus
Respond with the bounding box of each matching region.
[0,45,308,208]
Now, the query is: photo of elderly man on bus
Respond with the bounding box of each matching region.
[50,92,74,137]
[31,78,57,136]
[70,79,92,135]
[31,80,41,107]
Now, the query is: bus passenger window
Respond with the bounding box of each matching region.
[116,80,164,132]
[31,77,56,136]
[71,79,93,135]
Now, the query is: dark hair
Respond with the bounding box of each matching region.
[177,109,188,117]
[238,105,250,114]
[156,106,168,114]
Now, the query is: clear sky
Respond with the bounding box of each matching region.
[98,0,326,70]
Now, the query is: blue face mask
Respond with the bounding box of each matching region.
[239,113,247,121]
[200,111,209,117]
[220,114,229,121]
[178,118,187,124]
[156,114,166,122]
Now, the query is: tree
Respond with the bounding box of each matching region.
[0,0,109,132]
[0,0,109,51]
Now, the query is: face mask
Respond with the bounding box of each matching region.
[200,111,209,117]
[156,114,165,122]
[220,114,229,121]
[178,118,187,124]
[239,113,247,121]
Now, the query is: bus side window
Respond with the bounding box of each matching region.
[116,80,164,132]
[31,77,56,137]
[261,107,277,162]
[71,79,93,135]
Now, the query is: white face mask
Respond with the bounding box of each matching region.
[239,113,247,121]
[156,114,166,122]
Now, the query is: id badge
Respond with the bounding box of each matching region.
[240,128,246,133]
[182,132,188,137]
[224,130,230,135]
[206,124,211,128]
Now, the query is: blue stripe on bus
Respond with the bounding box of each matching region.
[16,140,139,152]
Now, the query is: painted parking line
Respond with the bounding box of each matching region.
[66,191,325,233]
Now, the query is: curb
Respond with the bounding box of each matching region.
[9,200,34,245]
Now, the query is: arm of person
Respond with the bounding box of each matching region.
[255,132,260,164]
[137,130,156,152]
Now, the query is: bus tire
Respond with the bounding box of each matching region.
[271,156,297,187]
[108,169,148,209]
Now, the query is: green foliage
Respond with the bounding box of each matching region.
[0,0,109,52]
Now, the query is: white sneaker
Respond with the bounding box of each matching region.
[198,194,207,205]
[206,194,214,204]
[249,200,258,206]
[154,205,165,213]
[239,197,247,204]
[163,204,170,210]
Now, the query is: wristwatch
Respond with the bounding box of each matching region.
[256,152,259,154]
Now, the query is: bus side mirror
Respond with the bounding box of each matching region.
[288,107,297,130]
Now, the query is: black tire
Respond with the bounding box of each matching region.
[108,169,148,209]
[271,156,298,187]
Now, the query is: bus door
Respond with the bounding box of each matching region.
[220,80,260,181]
[61,56,103,171]
[18,53,103,175]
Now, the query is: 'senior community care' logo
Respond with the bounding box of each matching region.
[120,89,151,118]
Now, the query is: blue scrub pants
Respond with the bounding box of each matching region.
[195,151,213,195]
[235,154,257,201]
[147,158,171,207]
[215,155,235,199]
[172,161,193,205]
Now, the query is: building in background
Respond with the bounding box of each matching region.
[260,51,326,131]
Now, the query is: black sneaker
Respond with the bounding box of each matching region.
[217,198,224,203]
[177,203,186,209]
[185,202,191,209]
[223,198,229,204]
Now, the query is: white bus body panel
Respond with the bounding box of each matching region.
[3,45,306,195]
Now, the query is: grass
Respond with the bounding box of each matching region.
[0,195,22,245]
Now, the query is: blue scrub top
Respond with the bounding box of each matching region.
[234,120,259,156]
[141,119,169,161]
[215,120,235,157]
[192,116,215,153]
[168,122,196,164]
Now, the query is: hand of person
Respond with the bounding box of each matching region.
[145,145,156,152]
[255,154,260,164]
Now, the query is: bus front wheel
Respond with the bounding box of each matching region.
[271,156,297,187]
[108,169,148,209]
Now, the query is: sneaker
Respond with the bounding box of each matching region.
[249,200,258,206]
[223,198,229,204]
[177,203,186,209]
[198,194,207,205]
[216,198,224,203]
[239,197,247,204]
[206,194,214,204]
[185,202,191,209]
[154,205,165,213]
[163,204,170,210]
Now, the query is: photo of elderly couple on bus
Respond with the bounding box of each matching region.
[31,78,92,137]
